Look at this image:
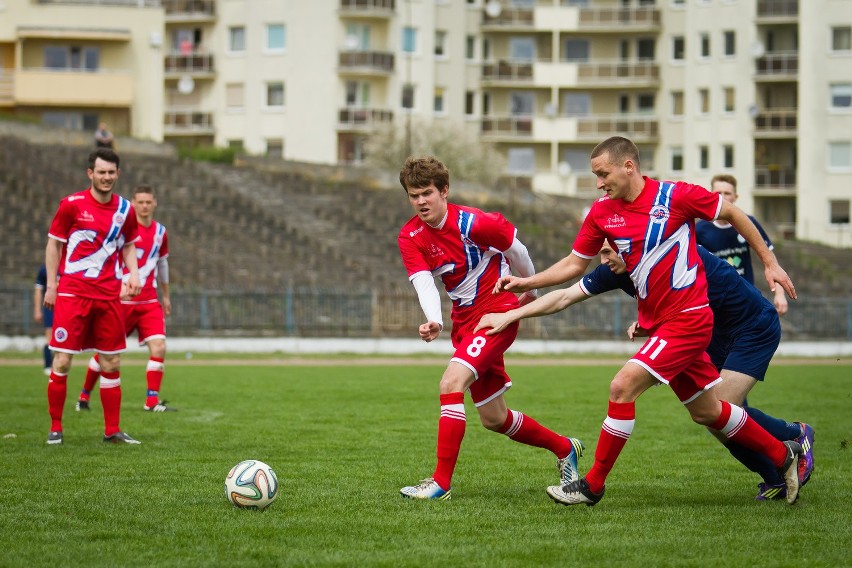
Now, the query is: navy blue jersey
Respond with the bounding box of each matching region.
[35,264,47,289]
[581,247,774,335]
[695,216,773,285]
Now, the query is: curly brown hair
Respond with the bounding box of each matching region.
[399,156,449,193]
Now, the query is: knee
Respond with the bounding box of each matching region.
[439,374,466,394]
[52,353,71,374]
[689,405,721,427]
[148,341,166,359]
[479,412,505,432]
[99,354,121,373]
[609,375,636,403]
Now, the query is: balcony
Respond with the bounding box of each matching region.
[481,60,534,84]
[338,50,394,75]
[163,0,216,23]
[337,107,394,131]
[578,7,661,31]
[482,7,534,30]
[339,0,395,19]
[755,52,798,80]
[754,108,797,137]
[14,68,133,107]
[577,61,659,87]
[164,108,214,136]
[481,115,533,139]
[754,166,797,194]
[756,0,798,22]
[164,52,215,77]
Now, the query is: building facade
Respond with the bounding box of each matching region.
[1,0,850,247]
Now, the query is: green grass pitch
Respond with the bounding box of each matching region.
[1,360,849,567]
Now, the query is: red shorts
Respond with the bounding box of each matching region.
[450,316,519,407]
[122,301,166,345]
[628,307,721,404]
[50,294,126,354]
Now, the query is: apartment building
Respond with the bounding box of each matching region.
[1,0,850,247]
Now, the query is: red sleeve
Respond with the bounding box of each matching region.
[122,209,139,246]
[398,231,429,277]
[571,203,606,258]
[676,181,722,222]
[470,210,516,252]
[160,228,169,258]
[47,198,74,242]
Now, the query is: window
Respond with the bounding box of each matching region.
[466,35,476,60]
[832,26,851,52]
[510,91,534,116]
[828,141,852,169]
[564,39,589,62]
[672,36,685,61]
[465,90,475,115]
[507,148,535,174]
[619,94,630,114]
[830,83,852,109]
[830,200,851,224]
[562,149,589,173]
[699,145,709,170]
[266,24,286,51]
[699,88,710,114]
[345,81,370,106]
[402,84,415,110]
[402,27,417,53]
[563,93,590,116]
[723,86,735,112]
[723,144,735,168]
[434,87,446,113]
[435,30,447,58]
[699,33,710,59]
[43,46,99,70]
[671,90,684,117]
[671,147,683,172]
[229,26,246,52]
[346,23,371,50]
[672,0,685,5]
[637,93,655,114]
[266,139,283,158]
[227,139,244,151]
[266,82,285,107]
[637,38,655,60]
[619,40,630,61]
[723,30,736,57]
[225,83,245,109]
[510,37,535,61]
[482,92,491,115]
[482,38,491,60]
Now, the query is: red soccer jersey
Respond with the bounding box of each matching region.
[573,177,723,330]
[48,190,139,300]
[125,220,169,304]
[398,203,518,325]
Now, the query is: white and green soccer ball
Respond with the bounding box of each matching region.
[224,459,279,510]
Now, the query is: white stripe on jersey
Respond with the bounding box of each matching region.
[631,223,698,300]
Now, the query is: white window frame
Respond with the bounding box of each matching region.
[671,35,685,63]
[828,141,852,171]
[228,26,246,53]
[265,81,285,109]
[265,23,286,53]
[670,146,684,172]
[829,83,852,112]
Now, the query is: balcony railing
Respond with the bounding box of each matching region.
[576,115,658,140]
[164,108,214,134]
[578,7,661,29]
[755,52,798,76]
[338,51,394,73]
[339,0,395,16]
[165,53,215,74]
[754,109,797,133]
[163,0,215,16]
[338,107,393,128]
[482,7,534,28]
[757,0,798,18]
[755,166,796,188]
[481,116,533,137]
[481,60,534,82]
[0,73,13,105]
[577,61,659,84]
[37,0,161,6]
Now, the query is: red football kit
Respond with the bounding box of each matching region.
[398,203,521,405]
[47,190,138,353]
[573,177,723,402]
[122,220,169,344]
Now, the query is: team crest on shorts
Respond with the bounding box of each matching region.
[53,327,68,343]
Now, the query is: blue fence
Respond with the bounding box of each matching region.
[2,286,850,340]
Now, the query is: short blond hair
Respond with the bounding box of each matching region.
[710,174,737,193]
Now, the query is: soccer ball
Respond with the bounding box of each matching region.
[224,459,279,510]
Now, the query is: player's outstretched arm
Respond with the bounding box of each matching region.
[718,201,797,300]
[476,282,589,335]
[494,253,589,294]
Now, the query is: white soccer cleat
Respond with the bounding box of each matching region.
[556,437,585,485]
[400,478,451,500]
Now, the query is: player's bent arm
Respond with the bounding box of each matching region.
[122,243,141,296]
[497,253,590,293]
[44,239,62,308]
[502,237,539,301]
[476,282,590,335]
[718,201,797,300]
